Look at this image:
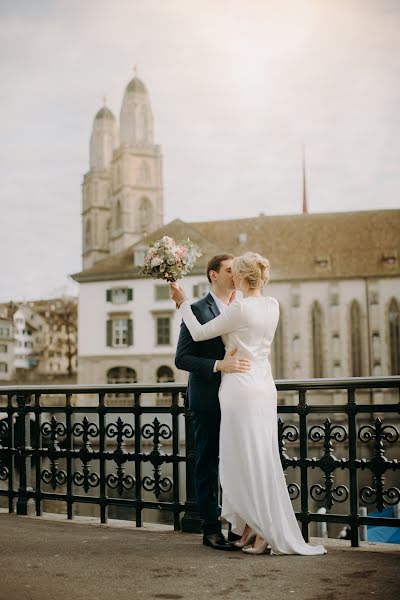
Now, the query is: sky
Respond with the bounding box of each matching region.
[0,0,399,302]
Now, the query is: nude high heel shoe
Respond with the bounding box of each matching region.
[241,540,271,555]
[233,529,257,548]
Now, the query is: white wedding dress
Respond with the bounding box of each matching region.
[180,295,327,555]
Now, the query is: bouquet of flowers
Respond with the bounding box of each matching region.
[140,236,202,282]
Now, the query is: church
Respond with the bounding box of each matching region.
[72,74,400,396]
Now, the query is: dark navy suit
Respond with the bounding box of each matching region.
[175,293,225,535]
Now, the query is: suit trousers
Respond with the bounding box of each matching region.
[191,409,221,536]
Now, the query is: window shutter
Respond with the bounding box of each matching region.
[127,319,133,346]
[106,320,112,346]
[128,288,133,301]
[106,289,112,302]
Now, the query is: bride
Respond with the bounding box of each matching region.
[170,251,327,556]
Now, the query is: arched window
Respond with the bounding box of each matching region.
[157,365,174,402]
[311,301,324,378]
[350,300,362,376]
[138,197,152,231]
[107,366,137,402]
[157,365,174,384]
[107,366,137,384]
[115,200,122,230]
[85,219,91,249]
[271,304,284,379]
[388,298,400,375]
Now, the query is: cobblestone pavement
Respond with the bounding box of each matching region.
[0,512,399,600]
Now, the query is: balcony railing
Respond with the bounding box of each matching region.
[0,377,399,547]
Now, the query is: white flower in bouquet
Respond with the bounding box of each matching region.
[140,236,202,282]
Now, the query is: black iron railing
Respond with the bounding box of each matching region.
[0,377,399,547]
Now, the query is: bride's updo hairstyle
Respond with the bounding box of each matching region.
[232,252,270,289]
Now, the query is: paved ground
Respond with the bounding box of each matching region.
[0,512,399,600]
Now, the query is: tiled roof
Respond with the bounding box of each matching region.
[71,210,400,283]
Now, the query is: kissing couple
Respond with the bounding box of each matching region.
[171,252,327,556]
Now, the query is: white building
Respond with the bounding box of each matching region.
[73,74,400,392]
[0,317,15,381]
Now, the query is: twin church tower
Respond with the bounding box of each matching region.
[82,74,164,269]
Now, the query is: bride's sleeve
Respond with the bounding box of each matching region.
[179,299,244,341]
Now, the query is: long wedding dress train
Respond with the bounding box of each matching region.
[180,295,327,556]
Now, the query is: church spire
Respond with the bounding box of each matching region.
[302,144,309,214]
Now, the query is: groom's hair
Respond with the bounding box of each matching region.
[207,254,235,283]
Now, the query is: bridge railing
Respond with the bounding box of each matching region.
[0,376,399,547]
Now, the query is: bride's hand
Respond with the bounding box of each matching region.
[169,282,187,306]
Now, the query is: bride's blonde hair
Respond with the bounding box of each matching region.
[232,252,270,289]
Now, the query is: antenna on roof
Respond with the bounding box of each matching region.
[302,143,309,215]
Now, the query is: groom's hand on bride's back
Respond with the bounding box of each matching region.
[216,347,251,374]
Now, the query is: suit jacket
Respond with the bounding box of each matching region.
[175,293,225,412]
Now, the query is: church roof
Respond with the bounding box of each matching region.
[95,106,115,120]
[71,209,400,283]
[126,77,147,94]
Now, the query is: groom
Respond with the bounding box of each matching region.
[175,254,250,550]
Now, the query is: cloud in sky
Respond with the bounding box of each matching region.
[0,0,399,301]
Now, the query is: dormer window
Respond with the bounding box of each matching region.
[382,251,397,266]
[314,257,330,270]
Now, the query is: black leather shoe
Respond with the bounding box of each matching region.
[203,532,238,551]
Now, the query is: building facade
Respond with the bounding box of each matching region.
[73,213,400,392]
[0,317,15,382]
[73,74,400,394]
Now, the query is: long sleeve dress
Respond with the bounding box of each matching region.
[179,295,327,556]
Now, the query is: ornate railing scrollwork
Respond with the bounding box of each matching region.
[40,416,67,490]
[71,417,100,493]
[141,417,173,499]
[358,418,400,511]
[308,419,348,509]
[105,417,135,495]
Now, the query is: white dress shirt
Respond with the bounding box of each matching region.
[210,291,228,372]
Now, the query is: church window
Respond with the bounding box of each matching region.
[311,301,324,378]
[115,200,122,230]
[138,197,152,231]
[272,303,284,379]
[350,300,363,377]
[85,220,91,248]
[138,161,151,185]
[388,298,400,375]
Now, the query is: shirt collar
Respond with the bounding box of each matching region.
[210,291,228,312]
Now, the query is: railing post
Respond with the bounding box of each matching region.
[16,393,35,516]
[181,392,201,533]
[347,388,359,547]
